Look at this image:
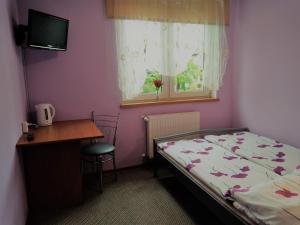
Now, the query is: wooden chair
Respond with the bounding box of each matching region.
[81,111,120,192]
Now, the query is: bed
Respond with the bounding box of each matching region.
[153,128,300,225]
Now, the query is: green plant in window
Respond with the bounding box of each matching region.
[176,60,203,92]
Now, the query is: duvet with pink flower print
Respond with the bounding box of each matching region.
[205,132,300,176]
[229,169,300,225]
[158,139,279,197]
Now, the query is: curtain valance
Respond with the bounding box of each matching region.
[106,0,229,25]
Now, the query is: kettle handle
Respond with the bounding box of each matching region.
[49,104,56,119]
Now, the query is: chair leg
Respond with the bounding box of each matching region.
[96,155,103,193]
[81,158,84,175]
[112,151,117,181]
[153,152,159,178]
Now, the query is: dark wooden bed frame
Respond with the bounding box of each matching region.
[153,128,258,225]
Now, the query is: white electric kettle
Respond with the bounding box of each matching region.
[35,103,56,126]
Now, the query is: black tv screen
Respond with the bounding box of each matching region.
[27,9,69,51]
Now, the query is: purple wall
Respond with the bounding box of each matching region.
[18,0,235,168]
[0,0,28,224]
[232,0,300,147]
[2,0,299,223]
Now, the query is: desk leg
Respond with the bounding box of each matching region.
[23,142,82,212]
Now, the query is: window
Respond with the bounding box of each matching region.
[116,20,211,102]
[112,1,229,104]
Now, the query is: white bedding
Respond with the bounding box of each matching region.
[205,132,300,176]
[158,138,279,197]
[230,169,300,225]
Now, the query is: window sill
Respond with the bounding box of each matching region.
[120,97,219,108]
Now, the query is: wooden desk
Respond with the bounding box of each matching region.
[17,119,103,212]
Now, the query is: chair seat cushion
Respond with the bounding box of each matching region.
[81,143,115,155]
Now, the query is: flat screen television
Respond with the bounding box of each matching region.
[27,9,69,51]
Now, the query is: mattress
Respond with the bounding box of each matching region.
[205,132,300,176]
[158,138,279,198]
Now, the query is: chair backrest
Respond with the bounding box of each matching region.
[91,111,120,146]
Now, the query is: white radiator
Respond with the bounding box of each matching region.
[144,111,200,158]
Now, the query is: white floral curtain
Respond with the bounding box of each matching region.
[114,0,228,100]
[202,0,229,96]
[115,21,207,100]
[115,20,164,100]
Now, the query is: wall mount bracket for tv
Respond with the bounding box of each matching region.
[15,24,28,46]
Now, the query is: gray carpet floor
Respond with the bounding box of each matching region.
[28,167,223,225]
